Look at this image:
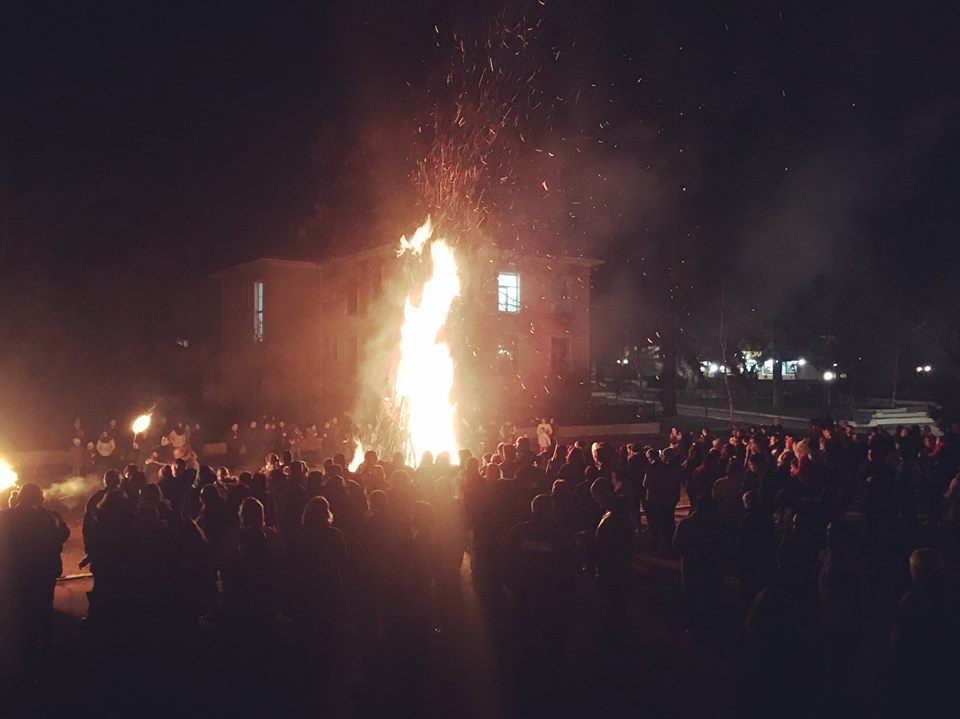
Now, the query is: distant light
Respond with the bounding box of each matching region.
[622,358,629,365]
[797,358,807,366]
[708,363,719,374]
[832,363,838,367]
[719,365,726,373]
[916,366,924,373]
[823,371,836,382]
[764,359,774,370]
[924,365,932,373]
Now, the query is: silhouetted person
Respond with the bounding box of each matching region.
[674,496,723,634]
[890,548,958,713]
[285,497,348,628]
[0,483,70,681]
[736,491,777,606]
[643,449,681,551]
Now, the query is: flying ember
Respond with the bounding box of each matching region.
[394,218,461,466]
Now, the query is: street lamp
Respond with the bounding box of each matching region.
[823,371,836,382]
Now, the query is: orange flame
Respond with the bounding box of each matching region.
[395,218,461,465]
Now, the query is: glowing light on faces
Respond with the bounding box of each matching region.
[132,414,151,435]
[0,458,18,492]
[395,218,461,466]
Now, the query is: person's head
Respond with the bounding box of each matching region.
[530,493,554,521]
[565,445,585,467]
[199,484,222,510]
[419,451,434,467]
[302,496,333,528]
[17,483,43,509]
[457,448,473,466]
[364,449,378,466]
[706,447,722,467]
[645,448,660,464]
[99,430,110,441]
[552,443,568,461]
[265,453,280,469]
[726,457,743,477]
[230,422,239,432]
[197,465,216,488]
[551,478,570,499]
[464,456,480,477]
[281,450,293,466]
[108,418,117,430]
[909,547,943,587]
[483,463,502,481]
[333,452,346,468]
[173,458,186,476]
[590,477,614,510]
[239,496,265,528]
[367,489,388,516]
[393,451,405,467]
[103,469,121,491]
[742,490,760,512]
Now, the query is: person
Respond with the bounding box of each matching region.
[815,520,867,711]
[890,548,957,712]
[505,494,575,621]
[224,422,242,467]
[284,497,348,628]
[82,469,121,565]
[688,448,724,505]
[95,430,117,470]
[0,483,70,680]
[219,527,280,625]
[643,448,680,551]
[712,458,745,530]
[673,496,723,634]
[536,418,554,454]
[736,491,778,607]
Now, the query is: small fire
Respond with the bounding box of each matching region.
[395,218,461,465]
[348,440,364,473]
[0,458,18,493]
[132,414,151,435]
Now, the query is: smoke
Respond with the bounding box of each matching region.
[44,475,101,510]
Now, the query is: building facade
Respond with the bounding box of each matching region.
[211,244,600,423]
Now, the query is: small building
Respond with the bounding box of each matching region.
[210,244,601,423]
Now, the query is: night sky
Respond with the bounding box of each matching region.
[1,0,958,439]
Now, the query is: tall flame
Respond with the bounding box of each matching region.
[395,218,461,465]
[0,458,18,492]
[348,440,364,473]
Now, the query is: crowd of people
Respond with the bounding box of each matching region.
[3,417,960,715]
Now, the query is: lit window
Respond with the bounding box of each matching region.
[253,280,264,343]
[498,272,520,313]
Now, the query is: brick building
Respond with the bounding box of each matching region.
[210,243,600,423]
